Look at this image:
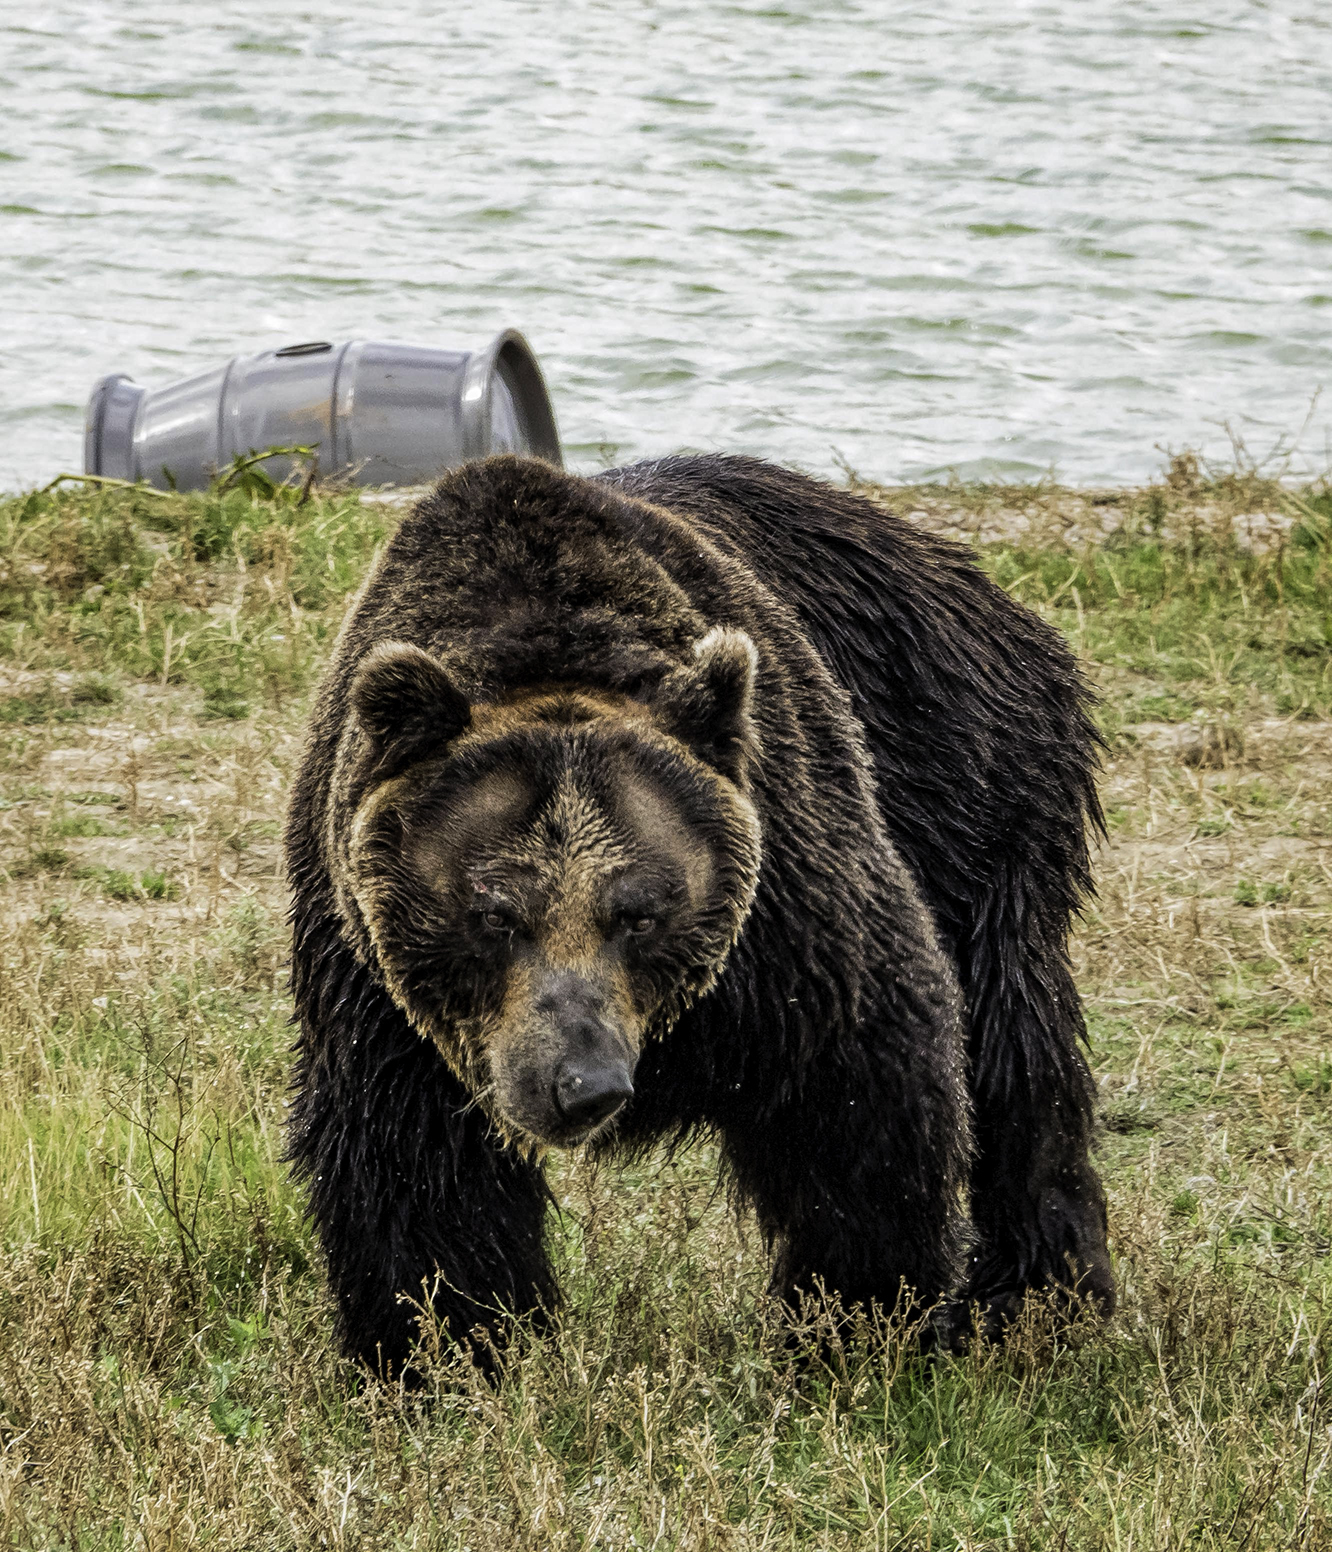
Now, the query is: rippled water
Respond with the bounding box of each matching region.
[3,2,1330,490]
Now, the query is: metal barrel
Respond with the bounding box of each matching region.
[84,329,562,490]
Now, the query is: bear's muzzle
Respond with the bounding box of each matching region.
[494,969,640,1145]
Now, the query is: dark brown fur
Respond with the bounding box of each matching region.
[285,453,1108,1375]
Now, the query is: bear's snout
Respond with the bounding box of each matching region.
[538,972,636,1134]
[554,1055,635,1130]
[493,970,639,1144]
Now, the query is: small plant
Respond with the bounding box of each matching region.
[208,1392,261,1445]
[139,869,179,901]
[213,444,318,503]
[53,813,119,839]
[1234,878,1292,907]
[100,869,137,900]
[201,685,250,721]
[98,868,181,902]
[70,673,119,707]
[1291,1055,1332,1095]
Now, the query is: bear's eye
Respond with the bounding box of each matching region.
[628,916,657,936]
[482,909,510,931]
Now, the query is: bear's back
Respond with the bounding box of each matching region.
[600,454,1102,963]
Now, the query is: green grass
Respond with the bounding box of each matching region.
[1,469,1330,1548]
[989,527,1332,725]
[0,475,392,717]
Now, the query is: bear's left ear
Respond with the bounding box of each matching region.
[350,641,472,781]
[652,627,760,785]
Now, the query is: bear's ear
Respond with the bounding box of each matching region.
[350,642,472,780]
[652,627,760,785]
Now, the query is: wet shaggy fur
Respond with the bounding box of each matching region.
[285,454,1111,1374]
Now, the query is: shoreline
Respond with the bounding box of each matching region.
[50,449,1332,555]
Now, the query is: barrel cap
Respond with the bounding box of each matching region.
[84,373,146,481]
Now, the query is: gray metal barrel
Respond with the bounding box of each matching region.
[84,330,562,490]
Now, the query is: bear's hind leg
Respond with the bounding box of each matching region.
[961,918,1114,1333]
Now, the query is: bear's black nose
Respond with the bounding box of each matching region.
[554,1059,634,1130]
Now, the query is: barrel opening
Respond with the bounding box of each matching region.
[494,337,562,466]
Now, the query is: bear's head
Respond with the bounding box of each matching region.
[340,628,763,1150]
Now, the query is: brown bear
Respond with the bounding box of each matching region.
[285,453,1112,1376]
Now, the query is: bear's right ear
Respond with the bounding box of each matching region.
[350,642,472,780]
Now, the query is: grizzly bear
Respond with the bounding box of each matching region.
[285,454,1113,1375]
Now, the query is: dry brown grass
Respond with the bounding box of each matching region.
[1,474,1330,1548]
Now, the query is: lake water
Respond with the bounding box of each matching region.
[3,1,1331,491]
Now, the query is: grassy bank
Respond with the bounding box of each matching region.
[1,466,1331,1549]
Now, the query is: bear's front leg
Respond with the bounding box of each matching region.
[288,956,556,1378]
[720,1024,971,1339]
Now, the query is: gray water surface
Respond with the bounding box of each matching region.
[3,1,1330,490]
